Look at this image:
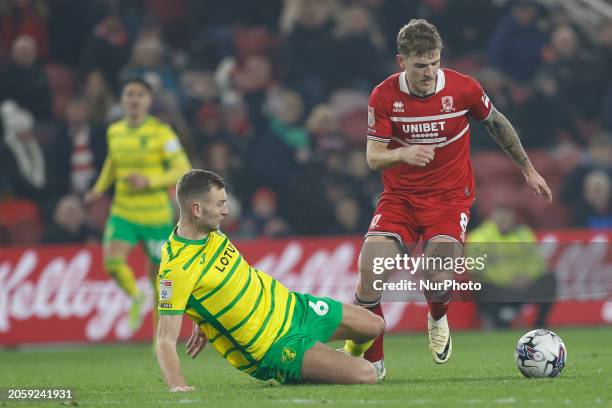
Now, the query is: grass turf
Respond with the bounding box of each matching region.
[1,327,610,408]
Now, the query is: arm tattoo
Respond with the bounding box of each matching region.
[483,107,532,171]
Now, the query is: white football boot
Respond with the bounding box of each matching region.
[371,359,386,381]
[428,313,452,364]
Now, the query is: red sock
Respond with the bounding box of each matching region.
[363,303,385,362]
[427,300,449,321]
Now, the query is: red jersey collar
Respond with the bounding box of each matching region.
[399,69,446,96]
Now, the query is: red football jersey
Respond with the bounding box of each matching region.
[366,68,492,204]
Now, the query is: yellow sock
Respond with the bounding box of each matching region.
[344,339,375,357]
[105,258,139,297]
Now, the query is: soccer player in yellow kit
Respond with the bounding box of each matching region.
[156,170,385,391]
[85,78,191,330]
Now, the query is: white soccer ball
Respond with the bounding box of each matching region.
[515,329,567,378]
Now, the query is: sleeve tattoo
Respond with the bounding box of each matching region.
[483,107,532,171]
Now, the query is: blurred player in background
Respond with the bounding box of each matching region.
[85,78,191,331]
[344,19,552,378]
[156,170,385,390]
[467,204,556,329]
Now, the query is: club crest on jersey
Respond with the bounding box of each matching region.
[440,96,455,112]
[281,347,296,363]
[392,100,404,113]
[368,106,375,127]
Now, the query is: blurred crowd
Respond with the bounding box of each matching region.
[0,0,610,246]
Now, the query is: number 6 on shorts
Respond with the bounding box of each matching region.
[308,300,329,316]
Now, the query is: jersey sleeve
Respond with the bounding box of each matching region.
[147,125,191,189]
[466,76,493,122]
[366,85,392,143]
[92,156,115,193]
[157,262,194,315]
[91,130,116,193]
[160,125,185,159]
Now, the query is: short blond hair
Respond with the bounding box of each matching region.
[397,19,443,57]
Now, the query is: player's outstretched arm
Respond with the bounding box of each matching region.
[483,107,552,203]
[84,157,115,203]
[157,315,194,392]
[366,139,435,170]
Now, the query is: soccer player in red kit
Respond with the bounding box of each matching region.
[342,19,552,379]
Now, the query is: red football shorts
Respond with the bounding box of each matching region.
[366,192,473,246]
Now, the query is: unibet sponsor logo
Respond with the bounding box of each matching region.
[281,347,296,363]
[401,121,446,138]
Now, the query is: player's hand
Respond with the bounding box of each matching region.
[170,385,195,392]
[84,190,103,204]
[524,168,552,203]
[186,323,208,359]
[125,174,150,190]
[398,145,435,167]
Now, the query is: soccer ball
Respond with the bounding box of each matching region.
[515,329,567,378]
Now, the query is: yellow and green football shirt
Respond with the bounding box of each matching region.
[157,230,296,375]
[92,116,191,225]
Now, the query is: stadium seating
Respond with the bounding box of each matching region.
[473,150,572,227]
[45,63,77,119]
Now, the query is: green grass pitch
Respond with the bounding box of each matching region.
[1,327,611,408]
